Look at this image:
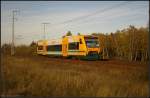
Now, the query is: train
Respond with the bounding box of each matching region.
[37,35,102,60]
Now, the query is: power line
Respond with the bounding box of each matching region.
[50,1,147,29]
[47,1,131,29]
[54,6,147,31]
[57,1,130,25]
[18,5,145,41]
[8,2,146,44]
[70,5,148,25]
[38,1,142,30]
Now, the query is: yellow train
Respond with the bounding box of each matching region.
[37,35,102,60]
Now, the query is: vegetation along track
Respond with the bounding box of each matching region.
[1,54,149,96]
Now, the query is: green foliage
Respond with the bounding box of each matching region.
[77,32,81,35]
[66,31,72,36]
[62,31,72,38]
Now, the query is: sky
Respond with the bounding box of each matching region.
[1,1,149,46]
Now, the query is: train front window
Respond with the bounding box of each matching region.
[85,38,99,48]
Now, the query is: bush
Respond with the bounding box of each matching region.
[15,45,37,57]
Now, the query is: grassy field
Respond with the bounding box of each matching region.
[1,53,149,97]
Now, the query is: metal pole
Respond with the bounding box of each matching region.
[42,23,50,40]
[44,24,45,39]
[11,11,15,56]
[11,10,19,56]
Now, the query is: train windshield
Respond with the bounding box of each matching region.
[84,37,99,48]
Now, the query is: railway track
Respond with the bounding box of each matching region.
[28,55,147,70]
[12,54,147,71]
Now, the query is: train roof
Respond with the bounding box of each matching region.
[65,35,98,38]
[37,35,98,43]
[37,40,48,42]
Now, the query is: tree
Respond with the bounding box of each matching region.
[92,25,149,62]
[1,43,11,55]
[77,32,81,35]
[30,41,37,47]
[66,31,72,36]
[127,25,138,61]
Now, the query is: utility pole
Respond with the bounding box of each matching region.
[42,23,50,39]
[11,10,19,56]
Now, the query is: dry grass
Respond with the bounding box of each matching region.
[1,53,149,97]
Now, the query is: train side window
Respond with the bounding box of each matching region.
[47,45,62,51]
[69,42,79,50]
[79,39,82,44]
[55,45,62,51]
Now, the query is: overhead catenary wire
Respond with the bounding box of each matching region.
[18,3,147,42]
[68,5,148,26]
[54,1,130,26]
[48,12,146,36]
[49,1,145,30]
[65,11,147,30]
[45,1,131,34]
[8,2,147,44]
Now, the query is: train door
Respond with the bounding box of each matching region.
[43,45,46,55]
[62,37,68,57]
[79,36,87,56]
[43,41,48,55]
